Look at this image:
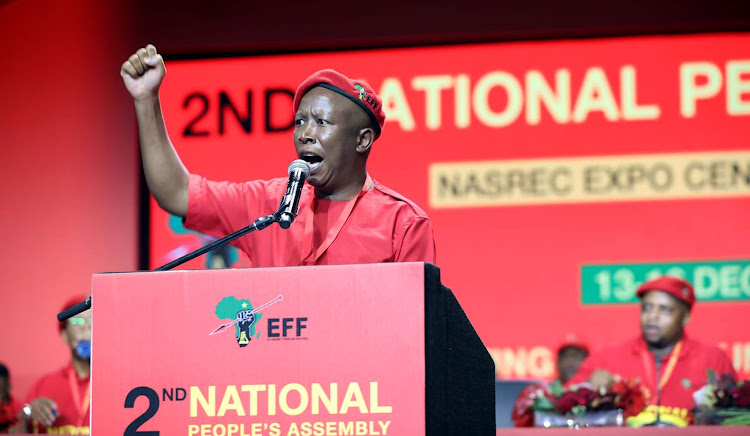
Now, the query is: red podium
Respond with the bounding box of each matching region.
[91,262,494,435]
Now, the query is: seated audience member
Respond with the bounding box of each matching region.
[0,363,20,433]
[570,276,736,426]
[556,334,590,384]
[19,297,91,434]
[511,335,590,427]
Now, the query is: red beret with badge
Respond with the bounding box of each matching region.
[294,69,386,138]
[636,275,696,309]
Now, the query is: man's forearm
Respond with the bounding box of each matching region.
[134,96,189,217]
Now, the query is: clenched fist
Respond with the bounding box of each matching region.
[121,44,166,101]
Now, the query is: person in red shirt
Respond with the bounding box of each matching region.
[19,297,91,434]
[121,45,435,266]
[511,335,590,427]
[556,335,590,385]
[569,276,737,426]
[0,363,21,433]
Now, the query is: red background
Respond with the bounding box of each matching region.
[151,33,750,380]
[1,0,748,404]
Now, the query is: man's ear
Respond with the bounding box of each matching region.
[355,128,375,154]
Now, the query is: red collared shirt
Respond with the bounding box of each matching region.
[185,174,436,267]
[570,335,736,413]
[25,363,90,434]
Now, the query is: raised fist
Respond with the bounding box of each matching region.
[120,44,166,101]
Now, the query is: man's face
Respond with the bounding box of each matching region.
[62,310,92,354]
[556,347,588,384]
[294,87,371,196]
[640,290,689,348]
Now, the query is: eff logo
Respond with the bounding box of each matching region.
[210,295,283,347]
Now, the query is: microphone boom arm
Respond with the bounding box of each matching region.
[57,208,285,322]
[58,160,311,322]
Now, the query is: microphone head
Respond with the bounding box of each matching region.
[288,159,311,178]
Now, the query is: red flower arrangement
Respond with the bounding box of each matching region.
[693,371,750,426]
[523,378,646,422]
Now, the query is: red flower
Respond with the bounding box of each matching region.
[612,379,646,418]
[730,383,750,408]
[527,378,647,420]
[555,388,595,414]
[512,384,543,427]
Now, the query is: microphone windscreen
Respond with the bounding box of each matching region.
[288,159,311,178]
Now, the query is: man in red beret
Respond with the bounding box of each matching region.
[512,334,590,427]
[18,297,91,433]
[569,276,736,426]
[121,45,435,266]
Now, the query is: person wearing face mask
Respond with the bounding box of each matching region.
[569,276,736,426]
[20,296,91,434]
[120,45,436,267]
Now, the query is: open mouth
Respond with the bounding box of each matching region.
[299,153,323,173]
[301,154,323,164]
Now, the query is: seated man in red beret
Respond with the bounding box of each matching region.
[569,276,736,426]
[121,45,435,267]
[512,335,590,427]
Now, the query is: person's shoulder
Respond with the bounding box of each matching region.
[684,336,732,360]
[371,179,430,219]
[192,174,287,190]
[27,365,69,398]
[234,176,288,191]
[264,177,289,190]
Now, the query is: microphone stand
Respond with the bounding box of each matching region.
[57,209,283,322]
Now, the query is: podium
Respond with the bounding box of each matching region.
[91,262,494,435]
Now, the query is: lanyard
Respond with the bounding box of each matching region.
[300,176,373,265]
[640,340,683,400]
[66,366,90,427]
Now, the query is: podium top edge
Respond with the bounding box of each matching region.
[93,262,438,276]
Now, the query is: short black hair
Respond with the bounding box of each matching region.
[0,362,9,379]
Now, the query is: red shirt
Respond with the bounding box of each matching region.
[25,364,90,434]
[185,174,436,266]
[0,395,21,431]
[570,335,736,425]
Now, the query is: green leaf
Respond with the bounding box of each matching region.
[571,405,587,416]
[707,369,717,384]
[550,379,566,398]
[531,396,557,412]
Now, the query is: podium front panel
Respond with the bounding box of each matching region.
[91,263,426,435]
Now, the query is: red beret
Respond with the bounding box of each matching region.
[636,276,695,309]
[59,295,89,332]
[557,333,590,356]
[293,69,385,137]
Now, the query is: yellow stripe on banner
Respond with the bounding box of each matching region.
[429,150,750,208]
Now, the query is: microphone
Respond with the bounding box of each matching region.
[278,160,311,229]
